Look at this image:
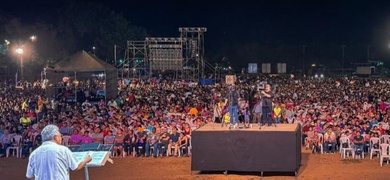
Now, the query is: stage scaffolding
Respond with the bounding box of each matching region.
[120,41,149,79]
[146,37,183,79]
[120,27,214,82]
[179,27,207,81]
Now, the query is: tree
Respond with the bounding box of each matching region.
[0,2,148,81]
[56,1,147,63]
[0,11,66,81]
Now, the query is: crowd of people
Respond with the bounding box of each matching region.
[0,74,389,160]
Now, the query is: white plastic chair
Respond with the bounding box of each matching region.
[339,137,354,159]
[317,134,324,154]
[370,137,381,159]
[6,135,22,158]
[379,135,390,144]
[62,135,71,146]
[354,143,365,159]
[144,141,157,157]
[186,135,192,155]
[178,136,192,157]
[379,144,390,167]
[158,145,166,157]
[167,143,181,157]
[127,146,137,157]
[19,146,33,158]
[103,136,115,157]
[304,137,309,149]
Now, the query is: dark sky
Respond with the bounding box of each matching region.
[103,1,386,45]
[3,0,390,59]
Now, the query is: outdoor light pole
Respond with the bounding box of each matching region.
[16,48,24,80]
[11,35,36,82]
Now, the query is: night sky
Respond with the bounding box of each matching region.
[3,0,390,64]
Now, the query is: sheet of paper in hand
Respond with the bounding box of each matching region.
[87,151,111,167]
[72,151,90,164]
[72,151,112,167]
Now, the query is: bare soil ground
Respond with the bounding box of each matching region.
[1,149,390,180]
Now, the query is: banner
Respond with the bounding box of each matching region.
[248,63,258,73]
[225,75,236,85]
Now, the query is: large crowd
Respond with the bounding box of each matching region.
[0,74,389,160]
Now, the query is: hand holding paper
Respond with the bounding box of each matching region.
[84,155,92,163]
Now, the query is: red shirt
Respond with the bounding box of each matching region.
[26,112,36,118]
[379,128,386,135]
[183,128,191,136]
[380,103,387,111]
[302,124,310,133]
[196,105,203,112]
[103,130,109,137]
[128,94,135,103]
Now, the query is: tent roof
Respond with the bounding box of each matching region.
[52,50,116,72]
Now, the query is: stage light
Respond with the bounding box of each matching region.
[30,35,37,41]
[16,48,24,54]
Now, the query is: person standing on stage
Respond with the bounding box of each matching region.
[252,99,263,128]
[227,85,240,127]
[26,124,92,180]
[213,99,225,124]
[261,84,275,127]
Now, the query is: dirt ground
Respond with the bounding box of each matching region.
[1,149,390,180]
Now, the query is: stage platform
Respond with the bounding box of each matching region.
[191,123,301,176]
[196,123,298,132]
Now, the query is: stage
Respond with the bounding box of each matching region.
[191,123,301,176]
[195,123,298,132]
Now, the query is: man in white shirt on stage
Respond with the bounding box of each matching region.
[26,124,92,180]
